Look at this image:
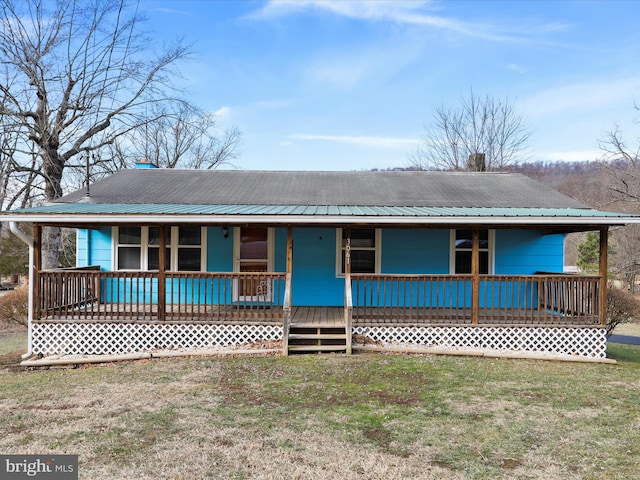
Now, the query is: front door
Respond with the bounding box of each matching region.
[233,227,274,302]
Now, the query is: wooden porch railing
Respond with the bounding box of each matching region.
[349,274,602,326]
[37,269,287,323]
[38,270,602,327]
[344,273,353,354]
[282,273,292,356]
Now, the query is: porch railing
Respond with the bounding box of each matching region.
[37,269,287,323]
[349,274,601,326]
[37,269,602,327]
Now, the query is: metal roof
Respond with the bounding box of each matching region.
[3,170,638,227]
[3,202,636,226]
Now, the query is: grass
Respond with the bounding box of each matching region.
[0,330,27,355]
[0,344,639,480]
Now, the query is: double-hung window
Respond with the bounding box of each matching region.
[117,226,143,270]
[336,228,381,275]
[114,226,205,271]
[450,229,494,274]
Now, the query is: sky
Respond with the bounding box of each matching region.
[139,0,640,171]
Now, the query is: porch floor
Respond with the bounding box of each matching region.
[37,305,600,327]
[291,306,344,327]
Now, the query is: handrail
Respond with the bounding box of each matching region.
[282,272,292,356]
[344,273,353,354]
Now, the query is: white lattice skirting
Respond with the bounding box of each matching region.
[353,326,607,358]
[31,323,283,356]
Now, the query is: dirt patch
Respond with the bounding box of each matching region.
[0,350,24,372]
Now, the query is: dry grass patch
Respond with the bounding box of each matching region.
[0,351,639,479]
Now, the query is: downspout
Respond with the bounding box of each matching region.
[9,222,34,359]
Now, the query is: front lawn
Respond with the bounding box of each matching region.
[1,346,639,479]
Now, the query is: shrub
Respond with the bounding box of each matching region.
[0,286,28,327]
[606,288,640,337]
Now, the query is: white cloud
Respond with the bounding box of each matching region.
[521,76,640,118]
[289,134,420,149]
[249,0,554,43]
[214,106,231,117]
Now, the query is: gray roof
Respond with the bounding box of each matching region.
[58,169,587,209]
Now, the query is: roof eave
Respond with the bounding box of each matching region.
[1,212,636,226]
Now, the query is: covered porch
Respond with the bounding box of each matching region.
[18,210,615,359]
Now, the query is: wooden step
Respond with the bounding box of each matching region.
[288,333,346,340]
[287,325,349,354]
[290,324,345,330]
[288,345,348,353]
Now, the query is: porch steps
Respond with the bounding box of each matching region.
[287,325,348,354]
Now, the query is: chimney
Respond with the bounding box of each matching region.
[135,158,158,169]
[467,153,486,172]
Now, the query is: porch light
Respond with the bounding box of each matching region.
[222,227,229,238]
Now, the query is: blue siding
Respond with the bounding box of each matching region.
[495,230,564,274]
[382,229,449,273]
[207,226,233,271]
[77,227,112,270]
[82,225,565,307]
[274,228,288,272]
[76,229,88,266]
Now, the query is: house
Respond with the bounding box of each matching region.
[3,165,638,361]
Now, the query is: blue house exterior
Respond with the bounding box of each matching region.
[76,226,565,307]
[3,167,636,361]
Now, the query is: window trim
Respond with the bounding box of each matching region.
[335,228,382,277]
[449,229,495,274]
[233,227,275,273]
[113,226,207,272]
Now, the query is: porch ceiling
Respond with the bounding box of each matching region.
[2,202,638,227]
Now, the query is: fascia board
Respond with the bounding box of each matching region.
[1,213,637,226]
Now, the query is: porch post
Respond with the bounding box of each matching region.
[158,225,167,322]
[345,227,351,276]
[471,227,480,325]
[286,226,293,275]
[599,227,608,327]
[33,224,42,321]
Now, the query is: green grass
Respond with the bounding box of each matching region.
[1,349,639,479]
[0,330,27,355]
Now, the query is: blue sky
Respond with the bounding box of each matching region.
[141,0,640,171]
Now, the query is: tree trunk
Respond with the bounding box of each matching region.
[42,226,61,269]
[41,149,65,269]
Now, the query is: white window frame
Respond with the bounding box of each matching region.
[233,227,275,302]
[233,227,275,273]
[113,226,207,272]
[449,229,495,274]
[336,228,382,277]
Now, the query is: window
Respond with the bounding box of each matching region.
[177,226,203,271]
[114,226,206,271]
[450,229,494,274]
[117,226,142,270]
[336,228,381,275]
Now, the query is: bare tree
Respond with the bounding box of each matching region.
[0,0,192,267]
[412,90,531,171]
[600,113,640,204]
[599,107,640,289]
[114,103,241,170]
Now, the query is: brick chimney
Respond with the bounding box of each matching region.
[467,153,486,172]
